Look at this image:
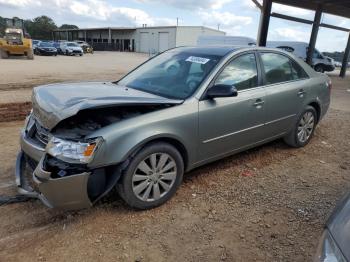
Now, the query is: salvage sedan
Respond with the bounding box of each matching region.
[16,46,331,210]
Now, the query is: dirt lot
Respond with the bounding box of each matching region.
[0,52,148,103]
[0,53,349,261]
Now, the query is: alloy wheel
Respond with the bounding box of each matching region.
[297,111,315,143]
[132,153,177,202]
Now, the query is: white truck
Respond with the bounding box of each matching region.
[267,41,335,73]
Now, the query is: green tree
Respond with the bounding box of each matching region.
[59,24,79,30]
[0,16,6,37]
[25,15,57,40]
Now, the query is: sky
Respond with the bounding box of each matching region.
[1,0,350,52]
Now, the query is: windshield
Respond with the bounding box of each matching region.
[40,42,53,47]
[67,43,78,47]
[5,33,21,40]
[118,49,222,99]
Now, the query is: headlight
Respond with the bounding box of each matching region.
[46,137,102,163]
[314,230,346,262]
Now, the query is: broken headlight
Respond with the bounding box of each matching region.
[46,137,102,163]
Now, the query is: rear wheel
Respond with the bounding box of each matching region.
[0,49,9,59]
[27,50,34,60]
[284,106,317,148]
[117,142,184,209]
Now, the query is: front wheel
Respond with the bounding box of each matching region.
[117,142,184,209]
[314,64,324,73]
[284,106,317,148]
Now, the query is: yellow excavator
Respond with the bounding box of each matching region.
[0,18,33,59]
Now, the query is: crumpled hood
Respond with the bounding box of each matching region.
[32,82,183,130]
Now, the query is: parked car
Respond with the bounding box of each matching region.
[334,61,342,67]
[32,40,41,50]
[60,41,83,56]
[314,192,350,261]
[51,41,62,54]
[34,41,57,56]
[197,35,256,46]
[16,46,331,210]
[267,41,335,73]
[74,40,94,54]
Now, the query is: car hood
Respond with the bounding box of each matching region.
[32,82,183,130]
[67,46,82,50]
[326,192,350,260]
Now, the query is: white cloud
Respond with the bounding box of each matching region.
[0,0,41,7]
[199,10,252,35]
[271,27,309,42]
[138,0,233,10]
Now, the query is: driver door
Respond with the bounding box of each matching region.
[197,52,266,162]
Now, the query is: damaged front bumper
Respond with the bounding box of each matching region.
[15,151,93,210]
[16,129,121,210]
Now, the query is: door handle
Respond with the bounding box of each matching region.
[253,99,264,107]
[297,89,306,97]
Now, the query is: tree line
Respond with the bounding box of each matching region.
[0,15,78,40]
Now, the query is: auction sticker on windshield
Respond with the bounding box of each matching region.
[186,56,210,64]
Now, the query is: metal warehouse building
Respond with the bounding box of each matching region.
[53,26,225,53]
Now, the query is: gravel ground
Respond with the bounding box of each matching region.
[0,54,349,261]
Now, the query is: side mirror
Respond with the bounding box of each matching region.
[206,84,238,99]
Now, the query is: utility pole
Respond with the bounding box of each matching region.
[217,24,220,30]
[176,17,179,26]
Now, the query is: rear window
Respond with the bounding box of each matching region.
[260,53,308,85]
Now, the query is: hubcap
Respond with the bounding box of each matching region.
[132,153,177,202]
[297,112,315,143]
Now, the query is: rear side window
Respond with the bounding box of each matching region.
[215,53,258,91]
[260,53,307,85]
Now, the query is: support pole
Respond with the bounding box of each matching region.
[306,5,322,65]
[84,30,87,42]
[257,0,272,46]
[108,28,112,44]
[66,31,69,41]
[340,32,350,78]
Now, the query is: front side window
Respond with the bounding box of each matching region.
[117,49,222,99]
[261,53,306,85]
[214,53,258,91]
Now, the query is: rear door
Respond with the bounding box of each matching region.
[258,51,309,137]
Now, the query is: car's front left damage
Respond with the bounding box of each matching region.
[16,82,183,210]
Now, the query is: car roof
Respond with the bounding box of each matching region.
[174,46,248,56]
[173,46,298,57]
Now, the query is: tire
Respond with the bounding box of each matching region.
[27,50,34,60]
[314,64,324,73]
[117,142,184,210]
[283,106,317,148]
[0,49,9,59]
[65,50,69,56]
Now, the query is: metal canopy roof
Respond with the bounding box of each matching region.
[273,0,350,18]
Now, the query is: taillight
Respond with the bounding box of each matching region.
[326,79,332,91]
